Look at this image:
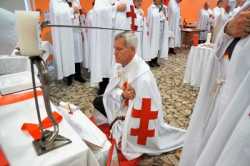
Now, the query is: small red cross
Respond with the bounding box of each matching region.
[130,98,158,145]
[126,5,138,31]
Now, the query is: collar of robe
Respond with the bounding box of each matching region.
[120,55,150,83]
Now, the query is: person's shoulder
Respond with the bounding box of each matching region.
[137,66,155,84]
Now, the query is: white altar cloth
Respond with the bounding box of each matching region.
[0,91,99,166]
[183,44,214,87]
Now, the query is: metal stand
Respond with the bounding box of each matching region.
[29,56,71,155]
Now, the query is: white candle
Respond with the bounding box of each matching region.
[15,11,42,56]
[206,33,212,44]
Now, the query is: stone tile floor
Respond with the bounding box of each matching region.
[48,49,199,166]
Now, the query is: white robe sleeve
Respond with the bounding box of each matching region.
[109,88,123,103]
[104,86,126,124]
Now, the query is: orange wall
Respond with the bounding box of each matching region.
[142,0,217,23]
[180,0,217,23]
[80,0,94,12]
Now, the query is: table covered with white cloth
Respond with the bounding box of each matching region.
[0,90,101,166]
[183,44,214,87]
[0,41,53,75]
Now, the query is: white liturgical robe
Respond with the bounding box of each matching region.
[103,55,186,160]
[168,0,181,48]
[134,8,145,60]
[71,1,84,64]
[147,4,169,60]
[212,6,226,42]
[197,9,213,41]
[86,1,114,86]
[49,0,75,80]
[180,3,250,166]
[134,8,151,62]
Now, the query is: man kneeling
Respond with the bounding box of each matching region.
[93,31,185,160]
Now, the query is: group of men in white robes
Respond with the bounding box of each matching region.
[180,1,250,166]
[49,0,86,86]
[198,0,244,43]
[49,0,183,94]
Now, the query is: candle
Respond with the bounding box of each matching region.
[206,33,212,44]
[15,11,42,56]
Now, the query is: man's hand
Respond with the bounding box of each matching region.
[122,84,136,100]
[225,9,250,38]
[116,3,126,12]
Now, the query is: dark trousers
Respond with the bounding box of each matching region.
[93,96,107,117]
[97,78,110,95]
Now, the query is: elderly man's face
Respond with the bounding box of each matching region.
[114,37,134,66]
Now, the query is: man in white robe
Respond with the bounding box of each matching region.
[94,31,185,160]
[212,0,226,42]
[197,2,213,43]
[71,1,86,83]
[0,8,17,55]
[180,2,250,166]
[213,1,232,42]
[49,0,85,85]
[79,10,90,69]
[87,0,138,95]
[147,0,169,67]
[133,0,150,61]
[168,0,181,55]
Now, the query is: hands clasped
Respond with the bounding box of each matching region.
[122,83,136,100]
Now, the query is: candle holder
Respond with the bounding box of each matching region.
[29,55,71,155]
[15,11,71,155]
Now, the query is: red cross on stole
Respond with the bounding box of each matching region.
[126,5,138,31]
[130,98,158,145]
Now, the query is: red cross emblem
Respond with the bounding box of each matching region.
[130,98,158,145]
[126,5,138,31]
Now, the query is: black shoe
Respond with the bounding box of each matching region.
[97,88,105,95]
[74,75,86,83]
[169,48,176,55]
[64,76,73,86]
[154,62,160,67]
[74,63,86,83]
[97,78,110,95]
[152,57,160,67]
[148,61,155,67]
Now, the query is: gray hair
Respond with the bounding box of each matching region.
[115,31,138,49]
